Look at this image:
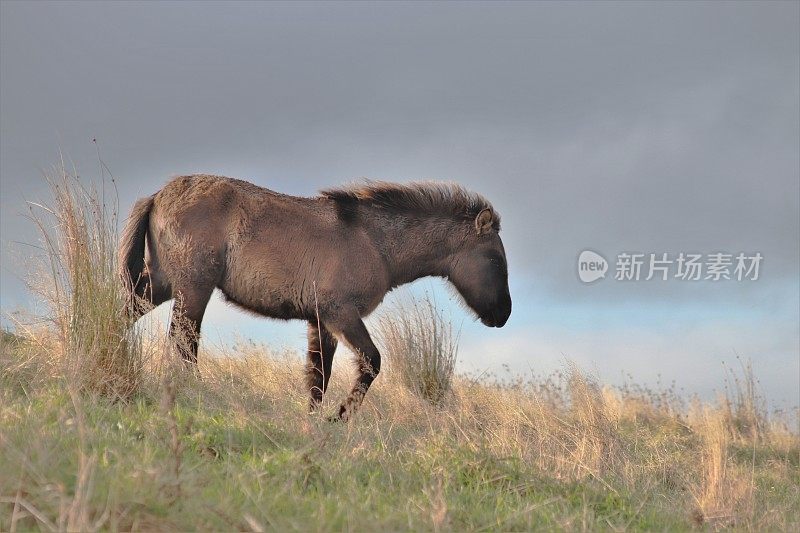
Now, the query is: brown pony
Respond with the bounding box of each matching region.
[120,175,511,420]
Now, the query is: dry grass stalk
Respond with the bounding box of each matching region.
[689,401,755,528]
[722,356,765,441]
[159,371,191,504]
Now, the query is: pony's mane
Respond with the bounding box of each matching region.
[319,180,500,228]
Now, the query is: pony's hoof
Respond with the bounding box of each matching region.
[327,406,351,423]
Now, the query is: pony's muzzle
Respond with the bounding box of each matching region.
[481,301,511,328]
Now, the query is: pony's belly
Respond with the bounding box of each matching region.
[219,287,305,320]
[217,251,296,318]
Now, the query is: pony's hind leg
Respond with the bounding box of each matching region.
[169,286,213,367]
[306,320,338,411]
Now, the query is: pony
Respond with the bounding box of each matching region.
[120,175,511,420]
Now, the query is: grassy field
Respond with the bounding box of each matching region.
[1,170,798,531]
[1,328,798,531]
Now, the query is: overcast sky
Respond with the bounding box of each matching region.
[2,1,798,407]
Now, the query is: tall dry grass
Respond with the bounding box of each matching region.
[25,164,145,400]
[721,356,766,440]
[688,403,752,528]
[374,294,459,405]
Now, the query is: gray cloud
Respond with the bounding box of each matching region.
[1,1,798,399]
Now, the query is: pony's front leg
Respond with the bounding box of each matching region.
[325,313,381,422]
[306,320,338,411]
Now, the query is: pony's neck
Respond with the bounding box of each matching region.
[366,212,462,288]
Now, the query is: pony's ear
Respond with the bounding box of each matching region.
[475,208,494,235]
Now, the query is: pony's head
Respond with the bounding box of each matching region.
[448,207,511,328]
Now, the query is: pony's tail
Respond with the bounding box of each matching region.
[118,195,154,300]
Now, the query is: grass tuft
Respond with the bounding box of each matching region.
[374,293,458,405]
[25,164,144,400]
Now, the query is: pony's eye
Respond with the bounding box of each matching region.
[486,254,507,276]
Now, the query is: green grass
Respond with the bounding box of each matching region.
[1,338,798,531]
